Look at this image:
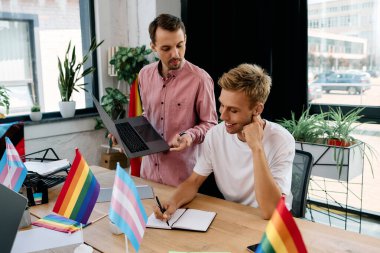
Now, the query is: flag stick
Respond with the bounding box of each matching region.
[124,234,129,253]
[80,223,84,243]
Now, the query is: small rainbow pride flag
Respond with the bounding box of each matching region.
[53,149,100,224]
[109,163,147,252]
[255,196,307,253]
[0,137,27,192]
[129,76,143,177]
[32,214,81,233]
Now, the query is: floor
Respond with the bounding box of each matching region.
[305,202,380,239]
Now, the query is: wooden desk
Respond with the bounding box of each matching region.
[31,166,380,253]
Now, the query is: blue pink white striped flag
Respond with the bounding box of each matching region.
[109,163,147,252]
[0,137,27,192]
[53,149,100,224]
[255,196,307,253]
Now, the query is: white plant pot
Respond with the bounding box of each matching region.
[30,111,42,121]
[296,141,364,181]
[59,101,76,118]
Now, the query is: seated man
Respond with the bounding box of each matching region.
[154,63,295,220]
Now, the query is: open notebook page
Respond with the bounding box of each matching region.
[147,209,187,229]
[146,208,216,232]
[171,209,216,231]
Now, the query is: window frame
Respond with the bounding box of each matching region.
[0,0,99,124]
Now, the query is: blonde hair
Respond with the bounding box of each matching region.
[218,63,272,106]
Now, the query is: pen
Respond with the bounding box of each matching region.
[155,196,170,226]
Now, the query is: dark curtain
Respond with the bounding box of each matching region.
[181,0,307,121]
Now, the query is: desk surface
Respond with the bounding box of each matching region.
[30,166,380,253]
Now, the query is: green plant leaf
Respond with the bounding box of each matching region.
[57,37,104,101]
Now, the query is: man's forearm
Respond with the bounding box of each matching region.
[252,147,282,219]
[170,180,199,209]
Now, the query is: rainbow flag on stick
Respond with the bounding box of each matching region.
[129,77,143,177]
[0,137,27,192]
[255,196,307,253]
[32,214,81,233]
[53,149,100,224]
[109,163,147,252]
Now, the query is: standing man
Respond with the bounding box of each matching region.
[154,64,295,219]
[138,14,218,186]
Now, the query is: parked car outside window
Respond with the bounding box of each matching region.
[313,70,371,95]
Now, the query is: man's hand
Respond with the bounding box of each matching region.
[169,132,193,151]
[107,133,118,145]
[153,200,178,222]
[243,116,265,150]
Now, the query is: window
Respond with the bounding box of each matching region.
[0,0,96,120]
[308,0,380,117]
[307,0,380,220]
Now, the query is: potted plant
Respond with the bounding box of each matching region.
[278,106,376,181]
[30,104,42,121]
[94,88,129,169]
[58,38,104,118]
[94,87,129,130]
[109,45,154,85]
[0,85,10,119]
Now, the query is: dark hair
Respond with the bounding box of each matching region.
[149,14,186,44]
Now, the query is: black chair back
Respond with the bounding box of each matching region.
[291,149,313,218]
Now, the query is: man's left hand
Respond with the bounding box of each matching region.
[169,133,193,151]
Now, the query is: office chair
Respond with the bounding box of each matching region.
[198,172,225,199]
[291,149,314,218]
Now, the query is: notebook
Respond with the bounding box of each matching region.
[91,94,170,158]
[146,208,216,232]
[0,183,28,253]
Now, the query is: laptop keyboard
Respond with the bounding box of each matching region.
[117,122,149,153]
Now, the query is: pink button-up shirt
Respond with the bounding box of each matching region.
[138,60,218,186]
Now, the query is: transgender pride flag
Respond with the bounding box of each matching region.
[53,149,100,224]
[109,163,147,252]
[0,137,27,192]
[256,196,307,253]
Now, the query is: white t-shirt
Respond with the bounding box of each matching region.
[194,120,295,209]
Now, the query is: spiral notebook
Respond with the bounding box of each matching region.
[146,208,216,232]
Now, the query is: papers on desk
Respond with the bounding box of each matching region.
[147,208,216,232]
[97,185,154,202]
[11,227,83,253]
[24,159,70,176]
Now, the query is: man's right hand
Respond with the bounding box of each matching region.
[153,200,177,222]
[108,133,118,145]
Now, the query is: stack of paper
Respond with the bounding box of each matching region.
[24,159,70,176]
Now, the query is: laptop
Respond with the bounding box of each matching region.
[91,94,170,158]
[0,184,28,253]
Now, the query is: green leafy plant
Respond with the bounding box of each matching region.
[31,104,41,112]
[58,38,104,101]
[324,107,364,146]
[94,87,129,130]
[278,107,326,143]
[278,106,377,178]
[109,45,155,84]
[0,85,10,115]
